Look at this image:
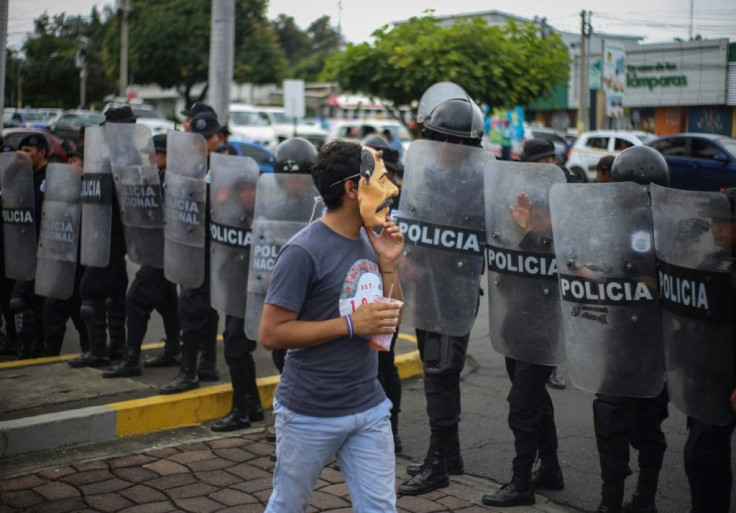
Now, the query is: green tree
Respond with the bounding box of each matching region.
[103,0,285,107]
[19,9,114,108]
[271,14,310,66]
[323,15,569,122]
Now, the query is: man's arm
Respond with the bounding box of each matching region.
[260,301,403,351]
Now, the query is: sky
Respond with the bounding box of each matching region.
[8,0,736,50]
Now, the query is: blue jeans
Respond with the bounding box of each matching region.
[265,397,396,513]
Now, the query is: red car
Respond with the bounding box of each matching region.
[1,128,69,162]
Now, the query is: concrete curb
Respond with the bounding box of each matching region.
[0,349,423,458]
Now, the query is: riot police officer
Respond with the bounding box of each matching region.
[593,146,670,513]
[103,133,181,378]
[68,106,134,368]
[9,135,48,359]
[41,146,89,356]
[160,112,222,393]
[398,88,490,495]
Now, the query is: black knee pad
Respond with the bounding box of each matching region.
[79,302,97,323]
[9,297,26,312]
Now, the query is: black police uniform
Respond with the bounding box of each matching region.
[0,208,18,355]
[683,248,736,513]
[160,165,219,394]
[10,161,46,359]
[103,162,180,378]
[42,265,89,355]
[68,190,128,366]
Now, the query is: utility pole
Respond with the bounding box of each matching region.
[76,38,89,109]
[0,0,7,121]
[208,0,235,124]
[118,0,131,98]
[578,10,592,133]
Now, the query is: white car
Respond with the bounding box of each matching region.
[567,130,656,182]
[255,106,328,149]
[325,119,412,162]
[228,104,279,150]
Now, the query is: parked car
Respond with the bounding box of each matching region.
[228,104,279,150]
[648,133,736,191]
[325,119,412,160]
[2,128,68,162]
[567,130,656,182]
[254,106,327,149]
[2,109,52,129]
[228,139,274,174]
[50,110,106,143]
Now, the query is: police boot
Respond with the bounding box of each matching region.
[398,438,449,495]
[10,299,34,360]
[407,433,463,476]
[622,469,659,513]
[106,296,126,360]
[159,347,199,394]
[211,397,251,432]
[102,346,142,378]
[144,338,181,367]
[482,473,535,507]
[597,481,625,513]
[69,303,110,368]
[197,337,220,381]
[532,453,565,491]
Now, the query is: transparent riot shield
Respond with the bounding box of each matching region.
[0,151,36,280]
[80,126,113,267]
[34,164,82,299]
[485,161,566,365]
[209,153,260,317]
[396,139,492,336]
[244,173,320,339]
[650,184,734,425]
[106,123,165,268]
[550,182,664,397]
[163,131,208,288]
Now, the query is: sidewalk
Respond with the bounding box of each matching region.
[0,334,423,459]
[0,428,583,513]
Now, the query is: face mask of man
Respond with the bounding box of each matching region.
[358,146,399,227]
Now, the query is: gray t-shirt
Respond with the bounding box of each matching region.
[265,220,386,417]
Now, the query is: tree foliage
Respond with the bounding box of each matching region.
[271,14,341,82]
[323,15,570,119]
[18,9,113,108]
[102,0,285,107]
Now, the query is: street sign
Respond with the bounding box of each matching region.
[283,79,305,119]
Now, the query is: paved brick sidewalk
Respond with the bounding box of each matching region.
[0,432,580,513]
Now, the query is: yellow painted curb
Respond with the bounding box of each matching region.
[106,349,421,437]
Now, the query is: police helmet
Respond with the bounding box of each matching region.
[421,98,484,146]
[611,146,669,187]
[273,137,317,174]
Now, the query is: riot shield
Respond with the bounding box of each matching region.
[396,139,492,336]
[163,131,208,288]
[0,151,36,280]
[485,161,566,365]
[80,126,114,267]
[650,184,734,425]
[550,182,664,397]
[416,82,470,122]
[106,123,164,268]
[244,173,320,339]
[209,153,260,317]
[34,164,82,299]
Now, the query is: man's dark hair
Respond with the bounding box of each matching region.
[311,140,362,210]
